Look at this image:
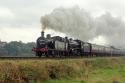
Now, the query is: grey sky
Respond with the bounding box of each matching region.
[0,0,125,43]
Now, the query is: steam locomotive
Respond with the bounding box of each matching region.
[32,31,124,57]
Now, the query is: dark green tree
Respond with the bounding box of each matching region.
[5,41,35,56]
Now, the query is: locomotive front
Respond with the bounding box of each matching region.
[32,31,48,57]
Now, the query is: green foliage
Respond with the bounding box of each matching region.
[3,41,35,56]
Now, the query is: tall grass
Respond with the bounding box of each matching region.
[0,57,125,83]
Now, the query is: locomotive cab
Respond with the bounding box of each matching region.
[68,39,82,56]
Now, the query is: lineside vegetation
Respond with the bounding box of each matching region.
[0,57,125,83]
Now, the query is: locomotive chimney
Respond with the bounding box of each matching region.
[41,31,44,38]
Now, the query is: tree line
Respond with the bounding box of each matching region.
[0,41,36,57]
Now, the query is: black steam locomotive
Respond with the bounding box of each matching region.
[32,31,124,57]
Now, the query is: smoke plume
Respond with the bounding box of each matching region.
[41,6,96,41]
[41,6,125,48]
[96,13,125,48]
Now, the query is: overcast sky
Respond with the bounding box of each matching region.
[0,0,125,43]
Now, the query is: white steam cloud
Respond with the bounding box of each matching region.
[41,6,125,48]
[96,13,125,48]
[41,6,96,41]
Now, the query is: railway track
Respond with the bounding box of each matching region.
[0,56,84,60]
[0,56,123,60]
[0,56,73,60]
[0,57,39,60]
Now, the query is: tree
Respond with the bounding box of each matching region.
[5,41,35,56]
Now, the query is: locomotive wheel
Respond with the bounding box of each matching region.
[36,52,38,56]
[36,52,42,57]
[36,52,39,56]
[52,50,56,57]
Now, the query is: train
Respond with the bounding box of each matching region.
[32,31,125,57]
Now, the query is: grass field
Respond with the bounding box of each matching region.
[0,57,125,83]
